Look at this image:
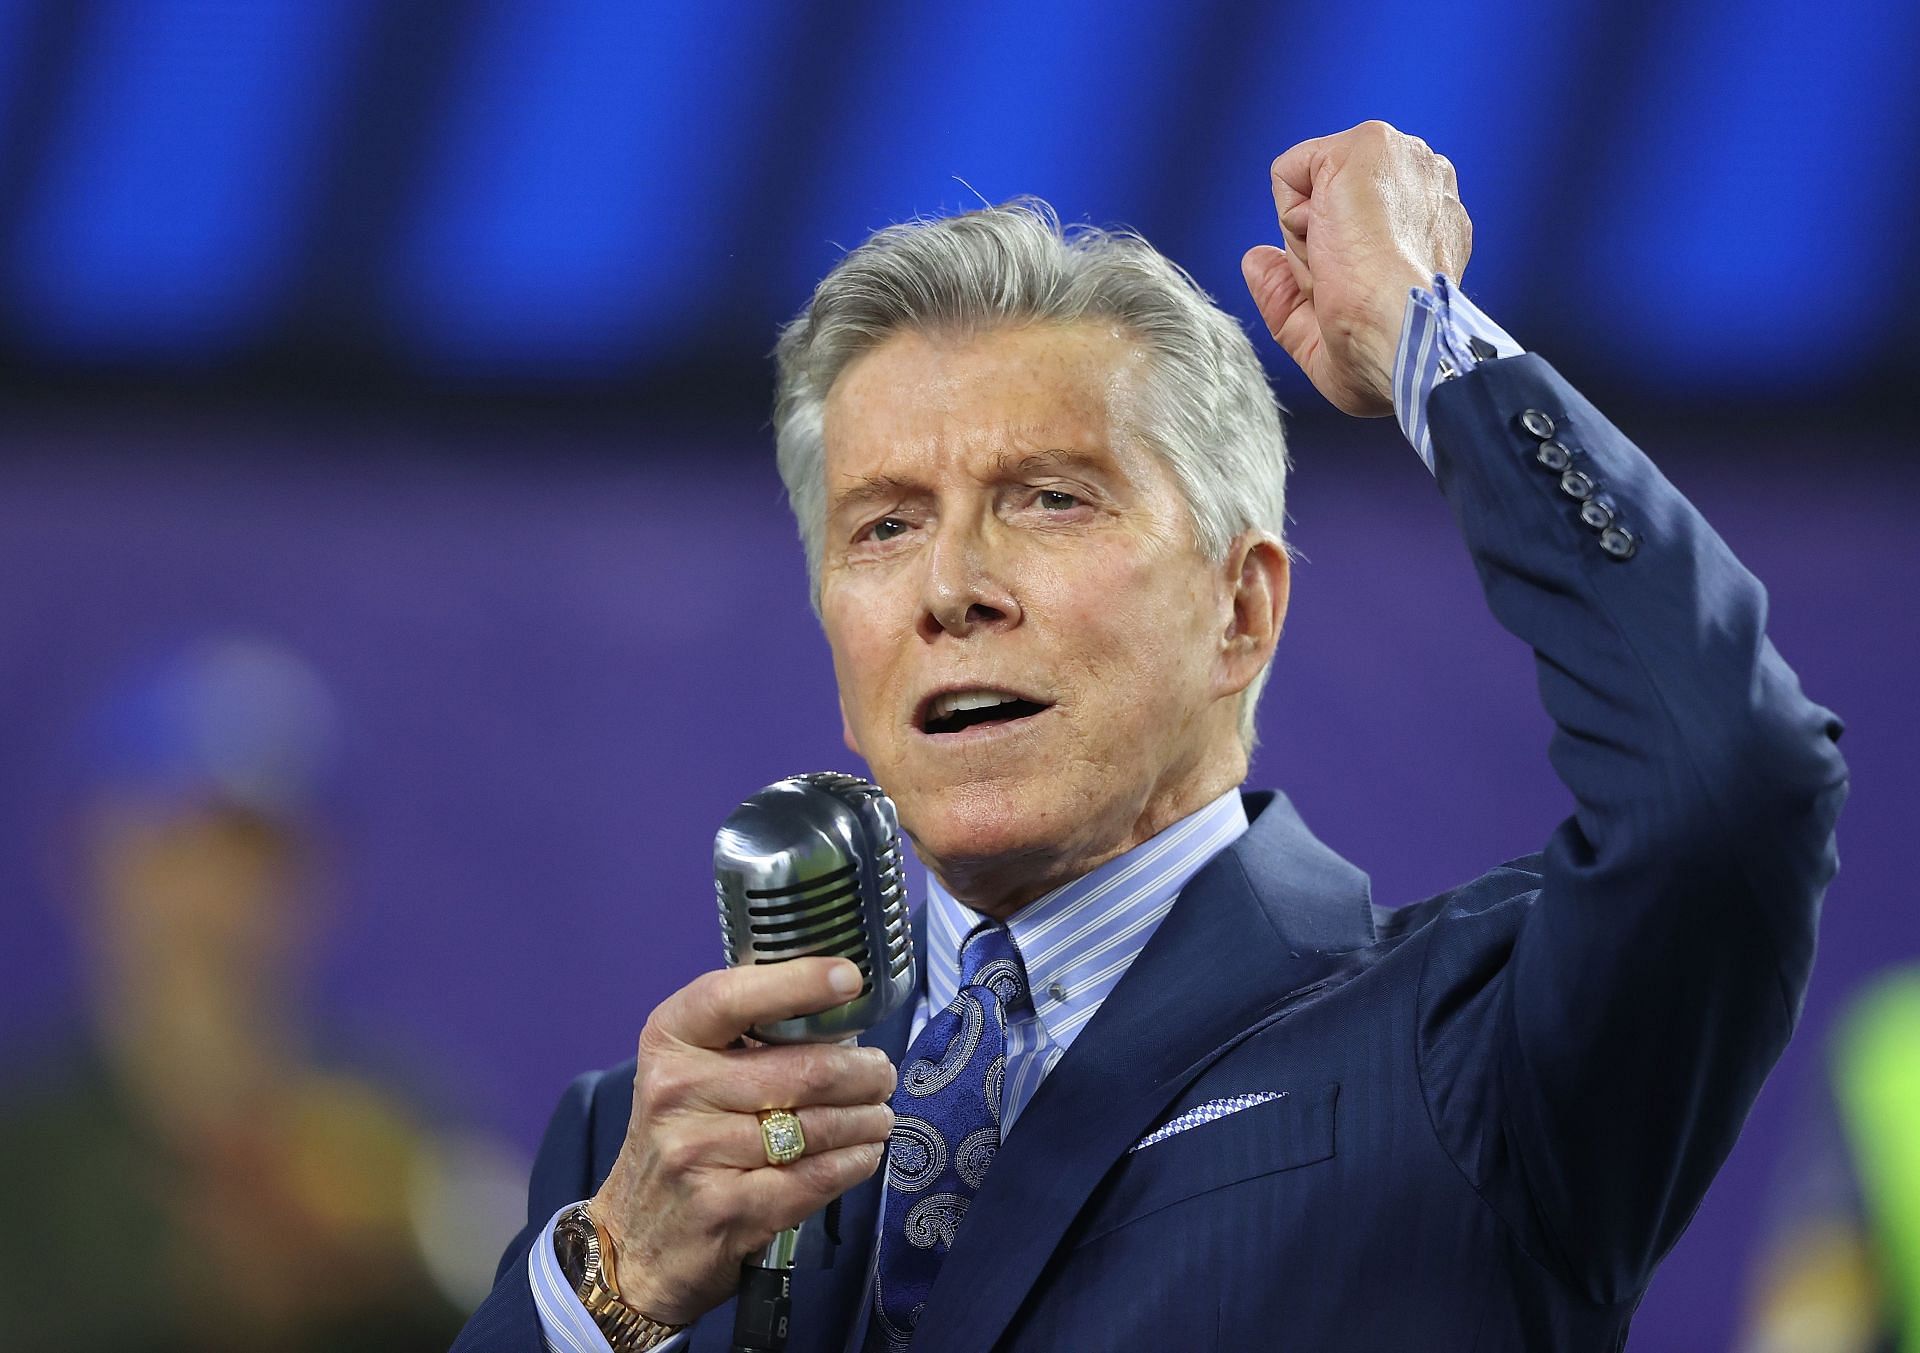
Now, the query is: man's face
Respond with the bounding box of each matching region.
[817,322,1274,910]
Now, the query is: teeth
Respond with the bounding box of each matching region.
[931,690,1020,719]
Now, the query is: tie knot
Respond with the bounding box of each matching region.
[958,920,1028,1009]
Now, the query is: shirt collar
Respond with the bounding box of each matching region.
[923,788,1249,1045]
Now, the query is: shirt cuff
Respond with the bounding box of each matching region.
[1391,274,1525,473]
[528,1201,692,1353]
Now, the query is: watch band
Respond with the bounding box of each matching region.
[553,1202,687,1352]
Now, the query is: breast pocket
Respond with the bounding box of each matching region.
[1072,1082,1339,1248]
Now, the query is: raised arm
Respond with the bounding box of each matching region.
[1244,121,1849,1299]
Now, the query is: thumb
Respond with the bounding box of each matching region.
[1241,244,1309,352]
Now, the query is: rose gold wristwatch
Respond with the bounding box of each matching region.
[553,1202,688,1351]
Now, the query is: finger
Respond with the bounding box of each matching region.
[1241,246,1310,347]
[736,1141,888,1237]
[1278,204,1310,272]
[1269,136,1329,204]
[699,1041,898,1113]
[710,1103,895,1170]
[1267,154,1310,270]
[658,958,864,1050]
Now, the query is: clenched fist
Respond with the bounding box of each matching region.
[589,957,897,1326]
[1242,120,1472,418]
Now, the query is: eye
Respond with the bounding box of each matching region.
[1037,490,1080,511]
[868,516,910,542]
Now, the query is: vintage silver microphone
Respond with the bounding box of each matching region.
[714,772,915,1353]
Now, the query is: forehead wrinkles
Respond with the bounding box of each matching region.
[821,324,1160,491]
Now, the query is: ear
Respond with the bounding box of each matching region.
[838,691,862,756]
[1215,532,1290,698]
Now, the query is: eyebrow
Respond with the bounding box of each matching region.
[985,446,1104,479]
[826,447,1109,519]
[828,474,922,519]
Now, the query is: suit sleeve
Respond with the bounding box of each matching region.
[1414,354,1849,1303]
[451,1072,601,1352]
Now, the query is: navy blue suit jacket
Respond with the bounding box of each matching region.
[454,357,1848,1351]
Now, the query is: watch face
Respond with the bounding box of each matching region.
[555,1208,600,1289]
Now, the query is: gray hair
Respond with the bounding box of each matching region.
[772,198,1290,747]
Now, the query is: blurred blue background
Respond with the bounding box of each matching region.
[0,2,1913,1348]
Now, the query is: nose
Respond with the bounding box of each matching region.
[919,516,1021,640]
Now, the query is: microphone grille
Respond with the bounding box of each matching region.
[713,772,915,1042]
[798,772,912,984]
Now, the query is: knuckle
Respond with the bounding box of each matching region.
[803,1106,842,1152]
[643,1057,694,1112]
[685,970,733,1028]
[845,1104,884,1148]
[795,1051,835,1100]
[631,1077,666,1124]
[637,1014,673,1059]
[656,1127,704,1175]
[797,1153,843,1194]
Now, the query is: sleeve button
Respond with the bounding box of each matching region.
[1599,526,1638,559]
[1519,409,1556,439]
[1535,440,1572,471]
[1580,499,1614,529]
[1559,469,1596,500]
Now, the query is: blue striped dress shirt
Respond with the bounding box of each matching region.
[918,787,1248,1133]
[529,275,1513,1352]
[1395,274,1524,472]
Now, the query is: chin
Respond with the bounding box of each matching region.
[893,774,1065,881]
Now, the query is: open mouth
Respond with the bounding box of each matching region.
[919,690,1052,736]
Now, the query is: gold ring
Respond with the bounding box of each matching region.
[758,1109,806,1166]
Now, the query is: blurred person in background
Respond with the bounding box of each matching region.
[1741,963,1920,1353]
[0,637,519,1351]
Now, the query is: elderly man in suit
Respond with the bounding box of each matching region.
[453,122,1848,1351]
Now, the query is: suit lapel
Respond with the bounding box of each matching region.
[911,791,1373,1353]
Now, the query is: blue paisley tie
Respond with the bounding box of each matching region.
[869,920,1029,1350]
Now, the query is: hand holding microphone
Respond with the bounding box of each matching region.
[587,774,913,1337]
[589,957,896,1327]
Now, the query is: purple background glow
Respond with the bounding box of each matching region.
[0,408,1908,1349]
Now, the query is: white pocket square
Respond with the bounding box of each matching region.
[1129,1090,1287,1153]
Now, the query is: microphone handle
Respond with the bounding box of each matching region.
[731,1030,859,1352]
[731,1236,797,1353]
